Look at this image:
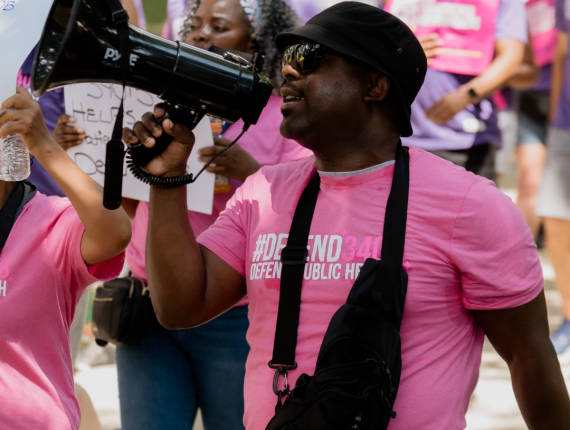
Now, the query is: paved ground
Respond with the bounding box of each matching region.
[75,177,569,430]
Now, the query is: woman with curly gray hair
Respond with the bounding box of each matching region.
[180,0,301,90]
[116,1,310,430]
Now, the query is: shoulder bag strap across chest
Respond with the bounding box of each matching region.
[269,141,410,405]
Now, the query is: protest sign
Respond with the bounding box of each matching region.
[0,0,52,103]
[65,84,215,215]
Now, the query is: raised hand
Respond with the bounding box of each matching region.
[0,86,55,156]
[198,136,261,182]
[54,114,85,150]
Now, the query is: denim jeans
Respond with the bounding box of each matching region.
[116,305,250,430]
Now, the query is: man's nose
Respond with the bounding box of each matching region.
[282,62,302,81]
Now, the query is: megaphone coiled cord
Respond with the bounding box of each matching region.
[126,127,248,189]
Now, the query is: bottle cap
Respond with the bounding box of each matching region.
[211,123,223,133]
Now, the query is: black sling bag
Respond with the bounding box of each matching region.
[266,141,409,430]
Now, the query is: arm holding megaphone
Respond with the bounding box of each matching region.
[122,104,247,329]
[122,104,197,178]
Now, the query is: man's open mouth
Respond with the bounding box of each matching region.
[281,85,305,105]
[283,96,305,103]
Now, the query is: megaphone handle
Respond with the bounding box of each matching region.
[128,108,205,168]
[103,139,126,210]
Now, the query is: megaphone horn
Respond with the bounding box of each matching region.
[32,0,273,208]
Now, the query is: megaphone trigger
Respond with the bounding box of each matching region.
[127,106,205,168]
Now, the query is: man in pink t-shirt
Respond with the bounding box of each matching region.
[0,88,131,429]
[124,2,570,429]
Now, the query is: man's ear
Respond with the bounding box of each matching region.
[363,73,391,103]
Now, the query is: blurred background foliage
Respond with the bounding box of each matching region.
[142,0,169,35]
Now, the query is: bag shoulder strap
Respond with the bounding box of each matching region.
[269,141,409,409]
[0,182,25,253]
[374,143,409,320]
[270,171,320,370]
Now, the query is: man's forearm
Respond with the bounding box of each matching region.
[475,293,570,429]
[147,185,207,329]
[510,347,570,428]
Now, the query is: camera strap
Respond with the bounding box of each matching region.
[269,141,409,411]
[102,0,131,210]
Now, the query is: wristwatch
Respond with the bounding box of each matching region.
[459,84,479,101]
[467,87,479,100]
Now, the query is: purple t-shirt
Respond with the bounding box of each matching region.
[403,0,528,151]
[20,48,65,197]
[166,0,191,40]
[552,0,570,131]
[533,63,553,92]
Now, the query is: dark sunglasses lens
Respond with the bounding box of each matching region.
[283,46,294,66]
[296,44,317,73]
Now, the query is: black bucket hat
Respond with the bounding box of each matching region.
[275,1,427,137]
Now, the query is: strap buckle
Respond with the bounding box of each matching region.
[270,363,296,412]
[112,9,129,25]
[280,246,307,265]
[272,367,290,396]
[268,360,297,370]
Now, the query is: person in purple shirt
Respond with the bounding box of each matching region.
[507,11,555,242]
[536,0,570,355]
[388,0,527,182]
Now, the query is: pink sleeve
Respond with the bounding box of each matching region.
[197,177,252,278]
[46,201,125,301]
[451,177,543,310]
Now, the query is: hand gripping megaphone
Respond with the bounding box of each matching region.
[31,0,273,209]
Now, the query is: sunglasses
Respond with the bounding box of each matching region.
[282,43,325,74]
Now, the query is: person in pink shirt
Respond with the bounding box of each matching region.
[124,2,570,429]
[117,1,310,430]
[0,87,131,430]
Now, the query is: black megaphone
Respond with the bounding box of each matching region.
[31,0,274,208]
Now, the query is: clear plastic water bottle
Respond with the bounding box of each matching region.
[0,133,30,181]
